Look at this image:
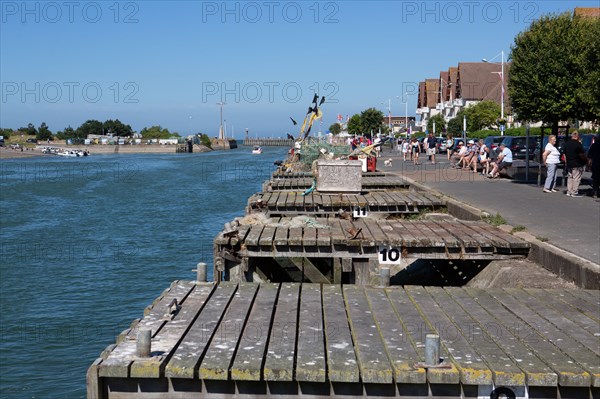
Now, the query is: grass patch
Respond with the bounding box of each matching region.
[482,212,506,227]
[536,236,549,242]
[511,225,526,234]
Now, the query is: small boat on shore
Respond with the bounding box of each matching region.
[252,146,263,154]
[57,149,89,157]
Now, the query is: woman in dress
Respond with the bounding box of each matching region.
[411,137,421,165]
[542,135,561,193]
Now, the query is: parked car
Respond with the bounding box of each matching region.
[26,138,37,143]
[437,136,448,153]
[581,134,597,155]
[483,136,504,152]
[501,136,540,160]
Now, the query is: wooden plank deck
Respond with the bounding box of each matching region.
[215,218,530,264]
[89,283,600,399]
[264,176,410,191]
[247,191,444,216]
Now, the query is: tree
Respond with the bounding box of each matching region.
[18,123,37,136]
[329,123,341,135]
[56,126,76,140]
[0,128,13,139]
[508,12,600,133]
[347,114,361,135]
[139,126,180,139]
[76,120,104,138]
[467,100,501,131]
[427,114,446,135]
[36,122,52,141]
[360,108,385,138]
[104,119,133,136]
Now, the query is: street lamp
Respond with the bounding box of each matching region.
[397,94,411,135]
[217,101,226,140]
[482,50,505,134]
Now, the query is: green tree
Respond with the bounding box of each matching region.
[360,108,385,137]
[329,123,341,135]
[76,120,104,138]
[56,126,76,140]
[427,114,446,135]
[347,114,362,135]
[0,128,13,139]
[36,122,52,141]
[467,100,501,131]
[103,119,133,136]
[508,12,600,133]
[18,123,37,136]
[139,126,180,139]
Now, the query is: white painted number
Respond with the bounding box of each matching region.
[353,207,368,218]
[378,247,401,265]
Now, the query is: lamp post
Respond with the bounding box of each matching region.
[482,50,505,135]
[217,101,226,140]
[397,94,410,136]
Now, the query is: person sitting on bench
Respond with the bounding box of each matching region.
[488,143,513,178]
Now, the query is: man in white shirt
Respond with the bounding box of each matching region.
[489,143,513,178]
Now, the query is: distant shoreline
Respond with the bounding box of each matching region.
[0,144,213,160]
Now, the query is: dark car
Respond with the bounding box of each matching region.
[26,138,37,143]
[581,134,597,155]
[483,136,504,152]
[501,136,540,160]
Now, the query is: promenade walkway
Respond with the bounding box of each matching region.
[379,147,599,265]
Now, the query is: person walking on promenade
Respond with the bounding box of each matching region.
[402,139,410,161]
[425,132,437,164]
[542,135,561,193]
[587,134,600,198]
[411,136,421,165]
[564,131,587,197]
[446,135,454,160]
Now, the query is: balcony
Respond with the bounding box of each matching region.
[415,121,423,127]
[453,98,465,107]
[416,108,423,115]
[421,107,430,113]
[444,101,453,108]
[436,103,444,111]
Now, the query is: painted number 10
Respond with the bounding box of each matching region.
[378,247,401,265]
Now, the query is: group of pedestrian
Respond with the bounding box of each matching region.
[448,138,511,178]
[543,130,600,198]
[397,133,438,166]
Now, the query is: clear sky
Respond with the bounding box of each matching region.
[0,0,594,137]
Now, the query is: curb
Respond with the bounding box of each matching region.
[402,174,600,289]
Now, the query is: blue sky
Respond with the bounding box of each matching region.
[0,0,594,137]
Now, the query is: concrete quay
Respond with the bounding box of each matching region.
[378,147,600,288]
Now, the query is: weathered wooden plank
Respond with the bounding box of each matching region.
[296,284,326,382]
[446,288,558,387]
[509,289,600,357]
[165,283,238,379]
[470,288,593,387]
[322,285,360,382]
[291,257,329,284]
[273,225,289,247]
[230,283,279,381]
[303,227,317,247]
[286,192,297,208]
[426,221,461,248]
[329,219,346,245]
[553,289,600,322]
[316,225,331,247]
[288,226,303,246]
[425,286,526,386]
[99,281,196,378]
[353,219,375,247]
[377,220,403,246]
[231,224,251,247]
[340,219,361,247]
[364,287,426,383]
[264,283,299,381]
[385,287,460,384]
[405,286,493,385]
[258,225,276,247]
[199,283,259,380]
[390,220,417,247]
[129,284,216,378]
[343,285,393,383]
[244,225,265,247]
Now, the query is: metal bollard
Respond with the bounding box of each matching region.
[424,334,440,366]
[137,329,151,357]
[196,262,207,283]
[379,267,391,287]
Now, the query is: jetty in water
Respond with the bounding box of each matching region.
[88,281,599,399]
[88,145,598,399]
